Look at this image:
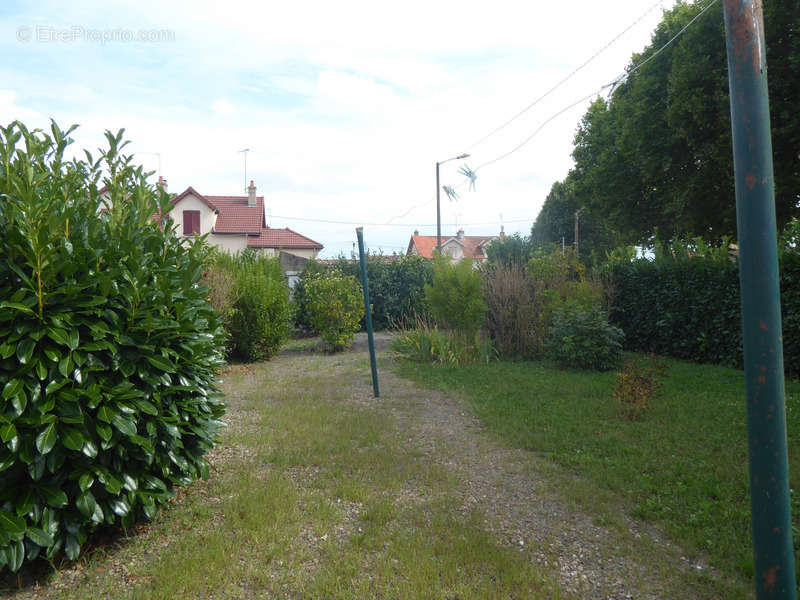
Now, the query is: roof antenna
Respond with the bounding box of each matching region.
[238,148,250,193]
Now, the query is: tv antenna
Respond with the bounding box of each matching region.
[238,148,250,193]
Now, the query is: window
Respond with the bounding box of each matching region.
[183,210,200,235]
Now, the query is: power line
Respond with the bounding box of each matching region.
[467,0,720,177]
[464,1,663,151]
[613,0,719,87]
[269,214,536,228]
[474,87,610,173]
[384,195,435,224]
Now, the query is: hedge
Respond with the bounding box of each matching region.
[310,253,433,330]
[0,122,226,572]
[607,249,800,377]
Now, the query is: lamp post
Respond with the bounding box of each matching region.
[436,153,470,253]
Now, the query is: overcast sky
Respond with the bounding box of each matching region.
[1,0,676,257]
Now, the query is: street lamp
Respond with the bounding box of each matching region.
[436,153,470,253]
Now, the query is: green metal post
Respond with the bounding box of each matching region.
[723,1,796,597]
[356,227,379,397]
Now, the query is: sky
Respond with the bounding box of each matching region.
[0,0,676,257]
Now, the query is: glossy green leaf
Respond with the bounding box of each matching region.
[35,422,58,455]
[96,405,114,423]
[95,422,112,442]
[78,471,94,492]
[25,526,54,548]
[61,427,84,452]
[64,534,80,561]
[81,439,98,458]
[46,327,69,347]
[44,347,61,363]
[7,540,24,571]
[111,414,137,437]
[16,338,35,364]
[0,509,26,541]
[0,301,35,316]
[14,489,34,517]
[67,329,80,351]
[2,378,23,399]
[58,354,72,377]
[145,354,176,372]
[110,497,130,517]
[39,485,68,508]
[0,423,16,443]
[75,490,97,519]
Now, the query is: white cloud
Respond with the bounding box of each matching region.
[211,99,235,116]
[0,0,678,256]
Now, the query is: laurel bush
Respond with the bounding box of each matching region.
[0,121,226,572]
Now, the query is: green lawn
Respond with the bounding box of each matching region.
[2,351,563,599]
[395,355,800,582]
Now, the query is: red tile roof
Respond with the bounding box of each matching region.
[248,227,323,249]
[206,195,265,234]
[407,234,495,260]
[158,186,323,250]
[174,186,220,212]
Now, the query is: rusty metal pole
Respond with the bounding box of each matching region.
[436,162,442,253]
[723,1,796,597]
[355,227,379,398]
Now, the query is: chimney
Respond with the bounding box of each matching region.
[157,176,168,193]
[500,225,505,238]
[247,180,256,207]
[456,228,464,240]
[413,229,419,236]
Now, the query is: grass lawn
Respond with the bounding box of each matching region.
[395,354,800,584]
[2,349,563,599]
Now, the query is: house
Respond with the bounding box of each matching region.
[407,228,499,263]
[154,178,323,261]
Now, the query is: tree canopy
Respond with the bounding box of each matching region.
[538,0,799,247]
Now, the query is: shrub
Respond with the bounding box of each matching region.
[199,265,237,337]
[330,253,433,330]
[290,259,328,335]
[425,255,486,335]
[546,302,624,370]
[483,264,546,358]
[305,271,364,350]
[0,121,226,572]
[391,317,495,365]
[527,248,604,313]
[613,354,669,419]
[605,238,743,368]
[226,255,290,361]
[485,233,534,268]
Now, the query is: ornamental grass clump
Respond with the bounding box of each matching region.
[0,121,226,573]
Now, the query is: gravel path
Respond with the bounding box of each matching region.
[2,332,741,599]
[340,332,732,599]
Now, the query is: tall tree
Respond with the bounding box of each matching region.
[568,0,799,244]
[531,173,617,263]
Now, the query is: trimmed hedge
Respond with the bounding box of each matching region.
[0,122,226,572]
[607,249,800,377]
[329,253,433,330]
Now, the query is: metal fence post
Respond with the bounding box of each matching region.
[355,227,379,398]
[723,1,796,597]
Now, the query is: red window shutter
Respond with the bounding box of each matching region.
[183,211,200,235]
